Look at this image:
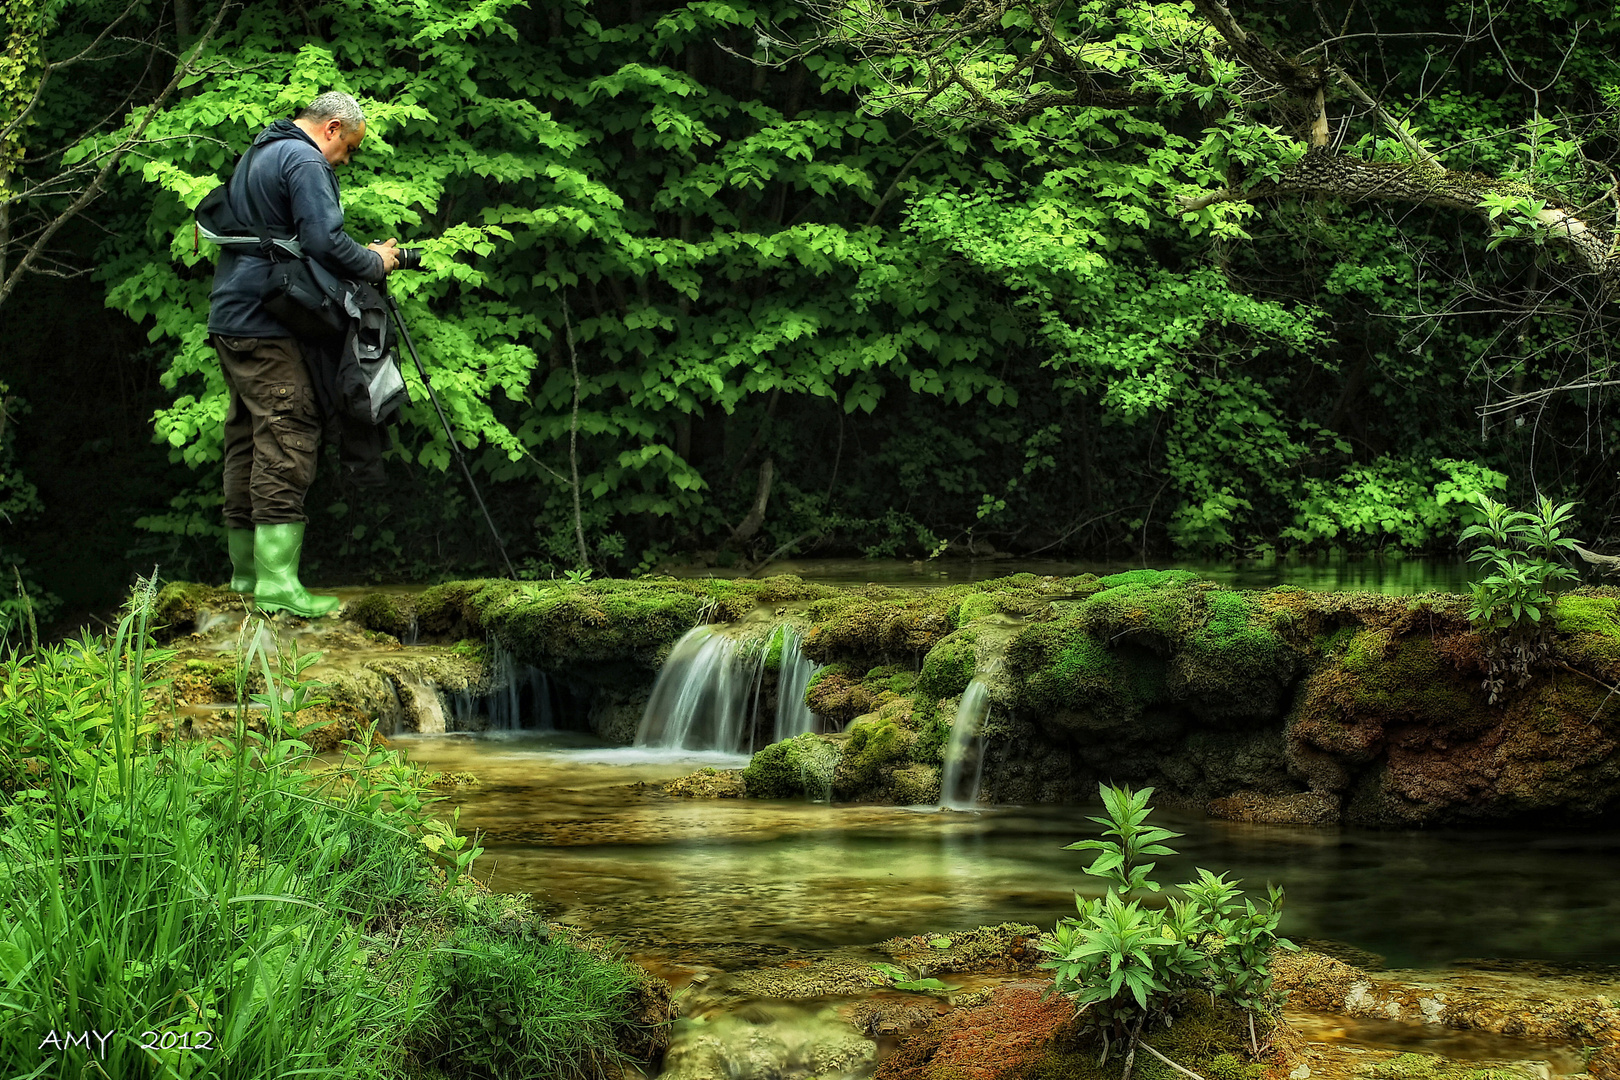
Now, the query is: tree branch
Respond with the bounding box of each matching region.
[0,1,232,309]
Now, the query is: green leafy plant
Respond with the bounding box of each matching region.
[1038,784,1294,1078]
[1461,494,1580,632]
[869,961,952,993]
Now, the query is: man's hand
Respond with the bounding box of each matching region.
[368,237,401,276]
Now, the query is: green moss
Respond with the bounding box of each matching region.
[764,626,788,672]
[1552,594,1620,636]
[742,733,840,799]
[890,762,941,804]
[1095,569,1203,590]
[1364,1054,1528,1080]
[1552,594,1620,670]
[839,713,913,793]
[346,592,414,639]
[1075,574,1198,647]
[919,632,977,698]
[1005,621,1123,716]
[866,664,919,695]
[151,581,242,637]
[955,592,1000,628]
[450,638,487,661]
[1339,631,1476,720]
[1180,589,1286,696]
[1015,996,1269,1080]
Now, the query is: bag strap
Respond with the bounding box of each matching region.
[197,141,305,259]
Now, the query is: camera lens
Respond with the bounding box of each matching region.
[397,248,423,271]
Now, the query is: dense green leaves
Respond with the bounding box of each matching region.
[10,0,1620,584]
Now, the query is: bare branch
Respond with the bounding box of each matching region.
[0,2,233,309]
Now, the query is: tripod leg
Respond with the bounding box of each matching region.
[385,295,518,579]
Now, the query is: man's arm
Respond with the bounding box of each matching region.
[286,159,388,282]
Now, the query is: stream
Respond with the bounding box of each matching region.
[396,731,1620,970]
[174,558,1612,1079]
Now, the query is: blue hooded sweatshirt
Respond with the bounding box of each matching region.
[207,119,384,338]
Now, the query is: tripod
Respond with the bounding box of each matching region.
[383,291,518,580]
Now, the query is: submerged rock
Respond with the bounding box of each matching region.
[667,768,747,798]
[660,1005,875,1080]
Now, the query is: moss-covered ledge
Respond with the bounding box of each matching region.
[159,573,1620,826]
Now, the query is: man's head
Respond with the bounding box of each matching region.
[294,91,366,166]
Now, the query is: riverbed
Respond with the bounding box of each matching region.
[395,731,1620,970]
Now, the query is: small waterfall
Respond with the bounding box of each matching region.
[771,627,822,743]
[939,679,990,811]
[637,626,765,752]
[402,679,449,734]
[488,641,553,731]
[399,641,553,734]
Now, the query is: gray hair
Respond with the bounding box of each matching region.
[297,91,365,133]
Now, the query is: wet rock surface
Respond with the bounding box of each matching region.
[154,575,1620,826]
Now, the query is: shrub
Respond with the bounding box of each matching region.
[1038,785,1294,1080]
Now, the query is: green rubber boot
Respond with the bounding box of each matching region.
[227,528,256,593]
[253,522,341,618]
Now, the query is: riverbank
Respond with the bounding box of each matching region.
[154,571,1620,827]
[0,596,673,1079]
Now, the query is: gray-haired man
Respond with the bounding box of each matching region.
[207,91,400,617]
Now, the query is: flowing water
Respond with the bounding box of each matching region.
[771,627,822,743]
[391,731,1620,970]
[637,626,765,752]
[938,680,989,811]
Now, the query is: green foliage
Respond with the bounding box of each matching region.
[412,923,646,1080]
[1461,494,1580,632]
[0,384,57,644]
[0,579,641,1078]
[13,0,1617,594]
[0,584,434,1076]
[868,961,951,993]
[1039,785,1294,1036]
[1282,458,1505,550]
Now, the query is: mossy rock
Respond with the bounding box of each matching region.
[152,582,245,637]
[742,733,840,799]
[918,631,976,698]
[347,592,416,640]
[1003,621,1127,720]
[665,767,746,798]
[1175,589,1293,713]
[1553,592,1620,671]
[1074,571,1202,648]
[801,592,959,664]
[890,762,941,805]
[806,663,910,728]
[835,713,915,797]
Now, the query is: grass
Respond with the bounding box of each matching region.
[0,577,662,1079]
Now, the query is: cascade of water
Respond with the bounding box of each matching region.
[939,679,990,810]
[771,627,823,743]
[401,679,449,734]
[439,642,554,732]
[636,626,769,752]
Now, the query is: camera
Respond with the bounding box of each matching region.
[396,247,423,271]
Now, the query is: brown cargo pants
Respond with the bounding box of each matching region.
[215,336,321,528]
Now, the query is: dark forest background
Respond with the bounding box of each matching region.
[6,0,1620,632]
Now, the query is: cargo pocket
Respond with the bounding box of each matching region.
[264,383,320,491]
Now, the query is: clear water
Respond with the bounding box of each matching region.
[392,732,1620,969]
[673,555,1478,594]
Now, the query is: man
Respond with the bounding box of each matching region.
[208,91,400,617]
